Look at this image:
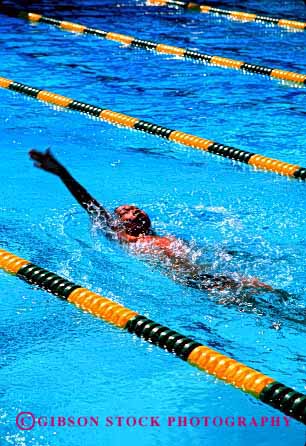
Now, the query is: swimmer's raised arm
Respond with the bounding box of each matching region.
[29,149,112,226]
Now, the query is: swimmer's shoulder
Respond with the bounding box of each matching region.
[137,235,175,246]
[135,235,184,257]
[117,231,174,245]
[117,232,175,255]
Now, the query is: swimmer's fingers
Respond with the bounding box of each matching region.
[29,148,54,162]
[241,277,273,291]
[29,149,44,162]
[256,281,273,291]
[29,149,63,175]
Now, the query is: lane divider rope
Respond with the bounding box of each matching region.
[0,75,305,181]
[147,0,306,32]
[0,5,305,86]
[0,247,305,425]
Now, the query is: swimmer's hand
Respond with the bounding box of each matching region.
[241,277,273,291]
[29,149,65,176]
[241,277,291,302]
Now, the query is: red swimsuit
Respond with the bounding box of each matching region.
[117,232,176,258]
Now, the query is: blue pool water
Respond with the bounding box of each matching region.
[0,0,306,445]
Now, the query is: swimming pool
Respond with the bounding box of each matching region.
[0,0,305,445]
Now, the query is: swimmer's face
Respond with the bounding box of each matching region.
[114,205,151,236]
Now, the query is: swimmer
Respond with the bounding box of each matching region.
[29,149,274,294]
